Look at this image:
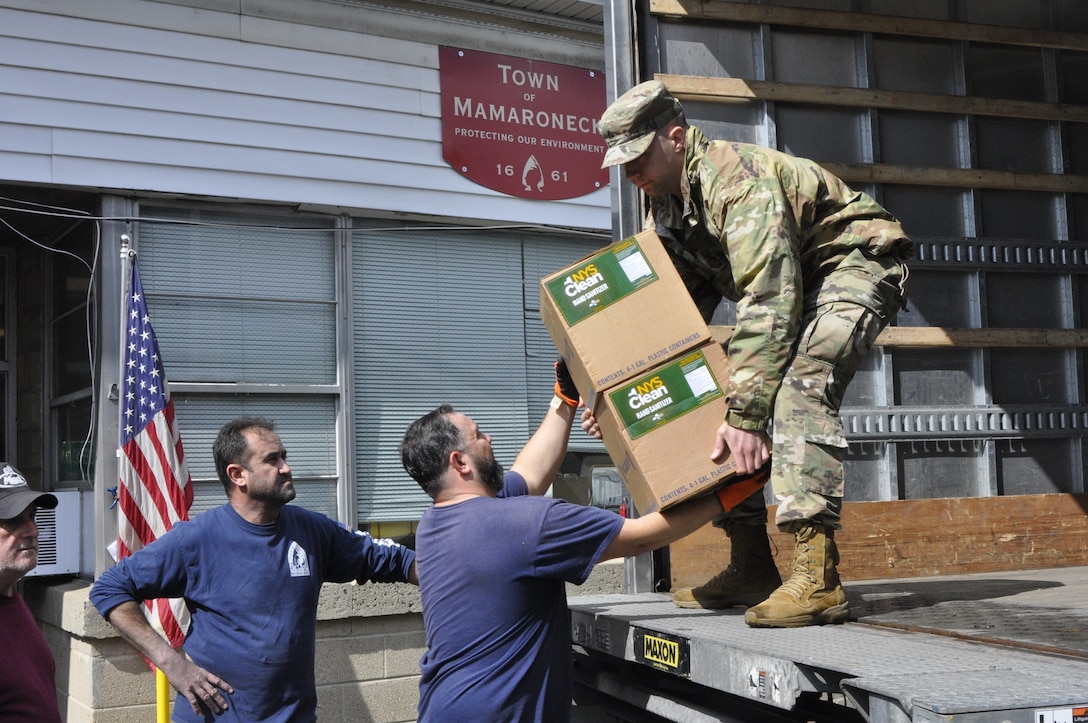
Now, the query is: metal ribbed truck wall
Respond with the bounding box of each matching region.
[603,1,1088,564]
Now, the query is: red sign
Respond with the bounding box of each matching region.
[439,46,609,200]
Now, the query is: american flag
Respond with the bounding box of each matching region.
[117,257,193,648]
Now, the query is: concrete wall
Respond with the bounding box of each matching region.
[24,561,624,722]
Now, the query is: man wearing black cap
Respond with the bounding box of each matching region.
[599,80,913,628]
[0,462,61,722]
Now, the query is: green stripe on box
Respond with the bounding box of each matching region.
[610,350,723,439]
[543,237,659,325]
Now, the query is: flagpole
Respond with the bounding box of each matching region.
[117,234,133,482]
[117,236,172,723]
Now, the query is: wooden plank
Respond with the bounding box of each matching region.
[659,74,1088,124]
[649,0,1088,52]
[709,325,1088,348]
[821,162,1088,194]
[669,493,1088,589]
[873,327,1088,348]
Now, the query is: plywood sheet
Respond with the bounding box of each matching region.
[669,493,1088,589]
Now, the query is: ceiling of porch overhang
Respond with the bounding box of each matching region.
[360,0,606,32]
[473,0,604,23]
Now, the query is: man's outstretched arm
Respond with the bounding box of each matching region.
[510,359,582,495]
[510,397,578,496]
[599,493,723,561]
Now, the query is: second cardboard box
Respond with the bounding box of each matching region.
[593,342,738,514]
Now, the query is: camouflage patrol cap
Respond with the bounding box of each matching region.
[599,80,683,168]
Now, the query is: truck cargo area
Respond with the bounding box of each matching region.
[570,565,1088,723]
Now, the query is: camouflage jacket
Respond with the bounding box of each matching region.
[648,127,912,431]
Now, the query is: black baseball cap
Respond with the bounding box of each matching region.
[0,462,58,520]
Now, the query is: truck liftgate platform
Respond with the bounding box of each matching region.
[569,565,1088,723]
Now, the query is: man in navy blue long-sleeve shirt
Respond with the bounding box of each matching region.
[92,416,417,722]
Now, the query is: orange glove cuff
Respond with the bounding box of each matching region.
[553,382,578,408]
[715,464,771,513]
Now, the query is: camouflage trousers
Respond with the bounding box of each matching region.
[719,247,909,534]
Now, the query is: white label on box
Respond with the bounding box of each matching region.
[618,251,652,283]
[684,365,717,396]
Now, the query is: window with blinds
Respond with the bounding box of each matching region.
[136,205,341,518]
[135,205,606,525]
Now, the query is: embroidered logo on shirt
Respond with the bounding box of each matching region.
[288,541,310,578]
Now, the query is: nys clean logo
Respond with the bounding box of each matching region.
[627,376,672,422]
[564,263,608,309]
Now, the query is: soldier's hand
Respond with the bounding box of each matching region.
[712,422,770,474]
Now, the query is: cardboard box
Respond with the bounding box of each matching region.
[594,342,738,514]
[539,230,710,407]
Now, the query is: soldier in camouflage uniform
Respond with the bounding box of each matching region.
[599,80,912,628]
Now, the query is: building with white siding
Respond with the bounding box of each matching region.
[2,0,616,718]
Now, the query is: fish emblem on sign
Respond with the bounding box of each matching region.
[522,155,545,193]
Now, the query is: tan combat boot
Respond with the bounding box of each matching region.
[672,525,782,609]
[744,523,849,628]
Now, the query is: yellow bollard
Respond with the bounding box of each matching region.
[156,667,170,723]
